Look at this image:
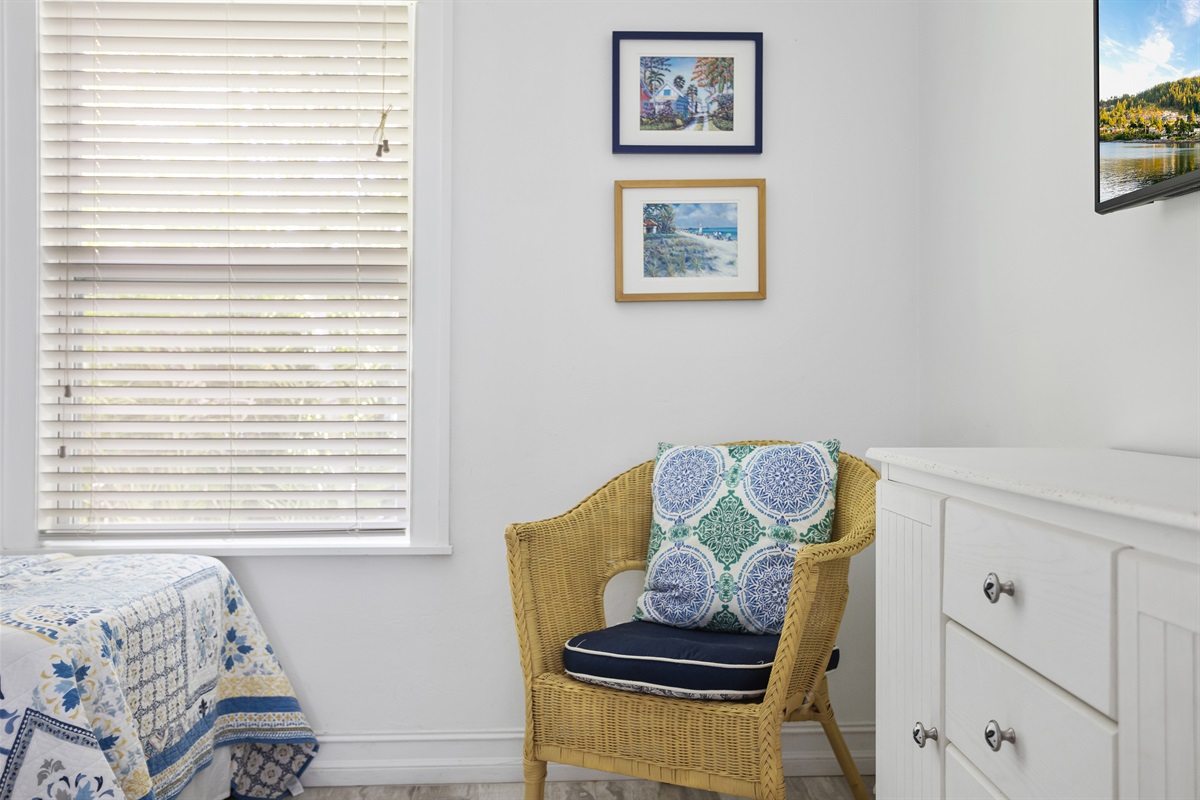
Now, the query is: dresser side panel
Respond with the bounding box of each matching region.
[1118,551,1200,800]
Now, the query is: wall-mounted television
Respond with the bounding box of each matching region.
[1095,0,1200,213]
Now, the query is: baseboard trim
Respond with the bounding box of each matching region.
[303,723,875,786]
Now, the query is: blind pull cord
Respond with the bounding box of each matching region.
[374,3,390,157]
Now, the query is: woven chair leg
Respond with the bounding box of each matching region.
[814,677,871,800]
[760,769,788,800]
[523,758,547,800]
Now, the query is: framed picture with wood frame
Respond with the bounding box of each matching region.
[612,31,763,154]
[615,178,766,302]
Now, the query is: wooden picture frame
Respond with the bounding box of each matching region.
[615,178,766,302]
[612,31,763,154]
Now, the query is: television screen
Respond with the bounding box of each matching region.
[1095,0,1200,213]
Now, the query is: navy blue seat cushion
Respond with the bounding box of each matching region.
[563,620,839,701]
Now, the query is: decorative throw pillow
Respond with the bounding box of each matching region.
[634,440,840,635]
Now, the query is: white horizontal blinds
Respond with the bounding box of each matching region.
[40,0,413,535]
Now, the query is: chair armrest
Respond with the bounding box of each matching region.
[506,458,656,681]
[764,453,879,716]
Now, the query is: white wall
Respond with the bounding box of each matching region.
[917,0,1200,458]
[223,0,923,783]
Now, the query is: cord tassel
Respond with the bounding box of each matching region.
[372,105,392,158]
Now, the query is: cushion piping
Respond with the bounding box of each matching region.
[564,641,774,670]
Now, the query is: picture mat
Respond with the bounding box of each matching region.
[620,185,761,296]
[618,38,758,148]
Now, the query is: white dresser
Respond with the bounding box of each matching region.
[868,448,1200,800]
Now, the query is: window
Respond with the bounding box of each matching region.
[15,0,451,551]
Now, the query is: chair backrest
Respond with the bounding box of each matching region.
[507,443,878,682]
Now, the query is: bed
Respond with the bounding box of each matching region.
[0,553,318,800]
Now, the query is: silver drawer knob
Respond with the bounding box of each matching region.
[984,719,1016,751]
[983,572,1015,603]
[912,722,938,748]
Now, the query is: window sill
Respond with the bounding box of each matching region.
[21,535,452,557]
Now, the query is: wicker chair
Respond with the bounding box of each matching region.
[504,444,878,800]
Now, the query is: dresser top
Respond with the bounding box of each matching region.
[866,447,1200,532]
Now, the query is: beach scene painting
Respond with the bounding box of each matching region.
[639,56,734,132]
[1097,0,1200,203]
[642,202,738,278]
[615,178,764,302]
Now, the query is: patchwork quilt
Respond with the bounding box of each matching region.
[0,554,317,800]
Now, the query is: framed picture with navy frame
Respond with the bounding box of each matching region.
[612,31,763,154]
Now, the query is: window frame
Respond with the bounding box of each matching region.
[0,0,453,556]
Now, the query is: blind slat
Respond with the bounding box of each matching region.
[46,437,406,450]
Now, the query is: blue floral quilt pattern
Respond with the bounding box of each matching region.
[0,554,317,800]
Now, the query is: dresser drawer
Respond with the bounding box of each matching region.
[946,622,1116,800]
[943,499,1123,716]
[946,745,1007,800]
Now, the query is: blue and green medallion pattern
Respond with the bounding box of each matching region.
[641,544,716,628]
[637,441,840,634]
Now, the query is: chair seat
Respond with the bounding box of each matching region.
[563,621,839,700]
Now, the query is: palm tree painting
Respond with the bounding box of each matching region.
[639,55,734,132]
[642,202,739,278]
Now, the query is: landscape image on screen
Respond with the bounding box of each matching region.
[1097,0,1200,203]
[642,202,738,278]
[639,56,734,132]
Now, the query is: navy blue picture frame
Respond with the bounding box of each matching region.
[612,31,763,154]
